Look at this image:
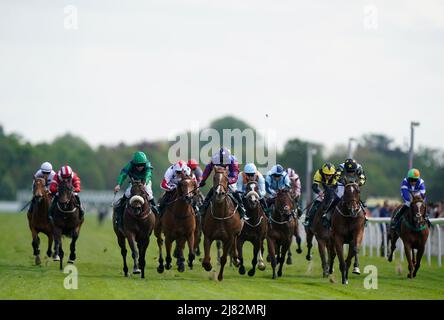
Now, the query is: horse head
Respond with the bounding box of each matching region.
[213,166,229,203]
[341,182,361,216]
[58,179,74,210]
[275,188,293,219]
[409,192,426,228]
[245,181,260,209]
[129,179,147,215]
[178,176,196,205]
[33,177,47,202]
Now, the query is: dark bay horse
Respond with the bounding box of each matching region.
[201,166,243,281]
[27,177,53,265]
[51,179,84,270]
[113,179,155,278]
[237,181,267,277]
[304,194,335,278]
[267,189,296,279]
[330,182,366,285]
[155,176,197,273]
[388,193,429,278]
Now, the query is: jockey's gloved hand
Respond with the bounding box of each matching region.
[199,181,206,188]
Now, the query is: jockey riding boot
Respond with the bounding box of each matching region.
[304,201,320,227]
[27,197,35,214]
[48,197,57,221]
[115,196,127,228]
[232,192,248,220]
[322,196,340,220]
[75,194,85,220]
[392,205,408,230]
[149,198,159,215]
[200,187,214,216]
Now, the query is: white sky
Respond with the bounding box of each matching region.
[1,0,443,152]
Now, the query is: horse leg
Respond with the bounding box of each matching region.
[216,240,222,265]
[177,238,186,273]
[165,237,173,271]
[257,239,266,271]
[345,244,355,283]
[237,238,246,275]
[328,239,336,275]
[53,227,62,263]
[286,237,293,265]
[155,224,164,274]
[231,235,240,267]
[139,239,149,279]
[59,241,64,271]
[335,238,347,285]
[117,233,129,277]
[218,240,231,281]
[295,229,303,254]
[413,246,425,278]
[317,239,329,278]
[278,241,290,278]
[127,234,140,274]
[46,232,54,258]
[388,232,398,262]
[267,238,277,279]
[31,229,41,265]
[248,239,260,277]
[404,243,414,279]
[68,231,79,264]
[411,249,416,267]
[187,233,196,270]
[306,229,314,261]
[202,236,213,272]
[353,230,364,275]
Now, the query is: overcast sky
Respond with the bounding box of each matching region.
[1,0,443,153]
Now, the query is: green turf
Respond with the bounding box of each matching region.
[0,212,443,300]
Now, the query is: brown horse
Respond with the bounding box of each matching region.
[155,176,197,273]
[330,182,366,285]
[27,177,53,265]
[51,179,84,270]
[388,193,429,278]
[304,193,336,278]
[237,181,267,277]
[113,179,155,278]
[267,189,296,279]
[201,166,243,281]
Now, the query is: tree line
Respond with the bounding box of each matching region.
[1,117,443,202]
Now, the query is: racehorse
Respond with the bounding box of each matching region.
[51,179,84,270]
[266,188,296,279]
[330,182,366,285]
[201,166,243,281]
[113,179,155,278]
[286,189,303,264]
[155,176,197,273]
[237,181,267,277]
[304,189,335,278]
[27,177,53,265]
[388,192,429,278]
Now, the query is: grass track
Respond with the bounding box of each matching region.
[0,213,443,300]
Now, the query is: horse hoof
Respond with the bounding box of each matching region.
[277,271,282,277]
[46,251,52,258]
[157,266,164,274]
[133,269,141,274]
[352,267,361,275]
[306,255,312,261]
[286,257,293,265]
[239,266,246,275]
[258,263,266,271]
[266,255,271,262]
[202,262,212,272]
[178,265,185,273]
[272,274,276,280]
[217,274,223,282]
[53,255,60,262]
[323,272,329,278]
[67,260,75,265]
[188,262,193,270]
[296,249,303,254]
[35,256,41,266]
[248,269,255,277]
[165,264,172,270]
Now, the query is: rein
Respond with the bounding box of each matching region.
[165,186,200,206]
[209,200,238,221]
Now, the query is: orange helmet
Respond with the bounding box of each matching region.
[187,159,199,170]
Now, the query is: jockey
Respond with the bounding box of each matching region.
[28,162,56,214]
[158,160,199,215]
[187,159,203,184]
[392,168,430,230]
[48,165,84,220]
[236,163,267,210]
[286,167,303,217]
[113,151,158,227]
[303,163,338,228]
[265,164,292,215]
[199,147,247,219]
